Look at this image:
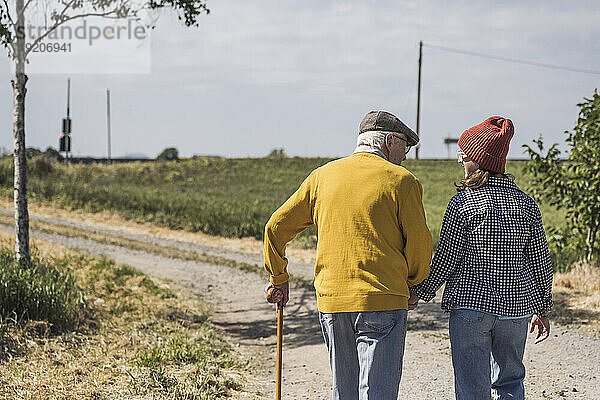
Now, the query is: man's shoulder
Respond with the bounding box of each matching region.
[318,156,347,169]
[310,157,345,177]
[385,164,420,189]
[395,165,418,181]
[315,154,419,185]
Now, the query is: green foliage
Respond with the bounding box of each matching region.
[44,147,62,160]
[545,226,587,272]
[25,147,42,159]
[148,0,210,27]
[137,330,239,399]
[523,90,600,267]
[157,147,179,161]
[110,263,143,286]
[0,249,86,332]
[87,256,174,300]
[30,156,55,178]
[1,1,210,49]
[0,4,13,50]
[0,157,12,187]
[267,148,287,158]
[138,331,234,369]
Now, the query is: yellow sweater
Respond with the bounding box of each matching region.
[264,152,433,313]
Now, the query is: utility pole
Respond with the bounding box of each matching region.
[60,78,72,165]
[415,40,423,160]
[66,78,70,164]
[106,89,111,163]
[66,78,70,118]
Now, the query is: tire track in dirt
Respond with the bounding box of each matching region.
[0,210,599,399]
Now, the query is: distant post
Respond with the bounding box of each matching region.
[60,78,72,165]
[443,137,459,159]
[106,89,112,163]
[415,40,423,160]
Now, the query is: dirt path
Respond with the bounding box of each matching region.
[1,208,598,399]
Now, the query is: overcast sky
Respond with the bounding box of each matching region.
[1,0,599,159]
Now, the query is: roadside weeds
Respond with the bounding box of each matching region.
[0,233,246,399]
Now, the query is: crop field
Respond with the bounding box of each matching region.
[0,155,565,254]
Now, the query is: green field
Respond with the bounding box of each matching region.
[0,155,564,251]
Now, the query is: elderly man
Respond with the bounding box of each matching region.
[264,110,433,399]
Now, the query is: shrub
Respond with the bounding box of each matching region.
[31,156,55,178]
[266,148,287,158]
[545,226,588,272]
[0,249,86,332]
[25,147,42,159]
[524,89,600,266]
[157,147,179,161]
[44,147,63,161]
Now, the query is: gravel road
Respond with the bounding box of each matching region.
[1,208,598,399]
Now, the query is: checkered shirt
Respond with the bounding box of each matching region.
[412,176,553,317]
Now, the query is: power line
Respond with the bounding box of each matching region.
[424,43,600,76]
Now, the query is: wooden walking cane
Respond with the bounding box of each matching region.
[266,287,283,400]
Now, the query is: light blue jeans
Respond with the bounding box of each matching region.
[449,309,530,400]
[319,309,408,400]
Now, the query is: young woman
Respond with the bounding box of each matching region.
[409,116,553,400]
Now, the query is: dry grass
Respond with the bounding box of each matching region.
[0,232,245,400]
[552,263,600,330]
[554,262,600,292]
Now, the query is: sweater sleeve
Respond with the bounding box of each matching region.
[412,195,465,301]
[399,180,433,287]
[525,204,553,315]
[263,172,315,285]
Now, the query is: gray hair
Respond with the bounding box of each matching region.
[353,130,393,159]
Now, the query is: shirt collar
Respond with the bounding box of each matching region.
[485,175,517,189]
[352,146,388,160]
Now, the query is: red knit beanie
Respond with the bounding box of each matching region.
[457,116,514,174]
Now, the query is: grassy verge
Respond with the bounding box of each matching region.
[0,249,85,333]
[552,263,600,330]
[0,212,313,290]
[0,233,245,399]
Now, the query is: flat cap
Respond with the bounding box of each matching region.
[359,110,419,146]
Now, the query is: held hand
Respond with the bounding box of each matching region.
[529,315,550,344]
[265,281,290,310]
[408,292,420,311]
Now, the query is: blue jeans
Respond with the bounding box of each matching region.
[319,309,408,400]
[449,309,530,400]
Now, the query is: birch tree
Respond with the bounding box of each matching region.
[0,0,208,262]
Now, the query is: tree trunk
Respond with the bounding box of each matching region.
[586,223,597,264]
[13,0,30,263]
[12,74,29,263]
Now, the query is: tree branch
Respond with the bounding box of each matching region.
[25,7,120,56]
[2,0,15,26]
[56,0,79,25]
[1,0,16,54]
[19,0,33,15]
